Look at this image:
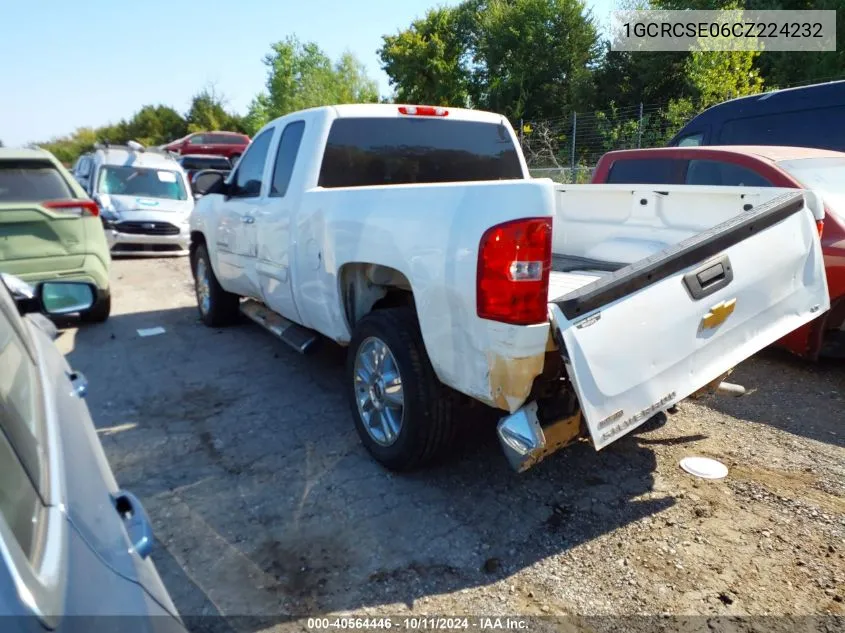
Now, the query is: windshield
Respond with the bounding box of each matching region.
[96,166,187,200]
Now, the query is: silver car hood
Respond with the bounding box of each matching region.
[103,194,193,221]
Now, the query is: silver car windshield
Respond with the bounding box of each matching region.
[96,166,187,201]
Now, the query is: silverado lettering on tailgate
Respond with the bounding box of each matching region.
[598,391,677,445]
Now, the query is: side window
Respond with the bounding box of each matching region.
[231,128,274,198]
[677,133,704,147]
[188,134,205,145]
[686,160,773,187]
[719,106,845,150]
[270,121,305,198]
[0,294,43,562]
[605,158,685,184]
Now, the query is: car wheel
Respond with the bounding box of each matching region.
[80,292,111,323]
[346,307,457,471]
[191,244,240,327]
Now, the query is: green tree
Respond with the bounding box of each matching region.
[125,105,188,146]
[650,0,845,89]
[378,6,474,106]
[473,0,601,120]
[379,0,601,120]
[185,86,245,134]
[247,35,379,132]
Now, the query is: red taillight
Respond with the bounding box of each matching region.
[43,199,99,217]
[477,217,552,325]
[398,105,449,117]
[817,219,825,238]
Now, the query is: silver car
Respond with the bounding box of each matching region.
[77,142,194,256]
[0,275,185,630]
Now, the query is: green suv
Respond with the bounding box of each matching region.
[0,148,111,321]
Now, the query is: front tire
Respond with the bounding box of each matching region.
[191,243,240,327]
[346,307,457,471]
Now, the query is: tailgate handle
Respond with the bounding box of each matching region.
[683,255,733,300]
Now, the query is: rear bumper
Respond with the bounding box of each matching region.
[105,227,190,257]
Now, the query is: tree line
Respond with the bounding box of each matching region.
[34,0,845,165]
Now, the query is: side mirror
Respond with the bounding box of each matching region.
[192,170,226,196]
[37,282,96,316]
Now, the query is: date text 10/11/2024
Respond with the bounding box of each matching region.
[306,618,530,630]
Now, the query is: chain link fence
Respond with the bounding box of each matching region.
[518,101,697,183]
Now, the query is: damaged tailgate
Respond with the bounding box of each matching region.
[549,191,829,450]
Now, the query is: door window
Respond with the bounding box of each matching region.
[719,106,845,151]
[676,133,704,147]
[270,121,305,198]
[230,128,274,198]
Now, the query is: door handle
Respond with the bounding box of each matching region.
[68,370,88,398]
[683,255,734,300]
[113,490,154,559]
[241,215,255,224]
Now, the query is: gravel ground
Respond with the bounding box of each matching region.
[56,257,844,632]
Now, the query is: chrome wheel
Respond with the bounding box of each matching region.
[195,257,211,316]
[353,336,404,446]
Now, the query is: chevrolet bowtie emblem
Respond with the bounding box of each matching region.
[701,298,737,330]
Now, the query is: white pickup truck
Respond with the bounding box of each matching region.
[188,103,829,473]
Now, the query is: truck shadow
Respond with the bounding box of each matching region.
[63,306,677,630]
[702,348,845,449]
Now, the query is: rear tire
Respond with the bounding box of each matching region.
[80,292,111,323]
[346,306,457,471]
[191,243,240,327]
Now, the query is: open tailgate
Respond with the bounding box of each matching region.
[549,191,829,450]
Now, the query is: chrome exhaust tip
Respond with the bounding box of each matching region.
[496,402,546,473]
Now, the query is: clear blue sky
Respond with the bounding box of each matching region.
[0,0,614,146]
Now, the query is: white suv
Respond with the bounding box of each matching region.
[75,142,194,256]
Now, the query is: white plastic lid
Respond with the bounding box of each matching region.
[679,456,728,480]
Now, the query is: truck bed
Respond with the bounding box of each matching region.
[548,254,618,301]
[548,270,606,300]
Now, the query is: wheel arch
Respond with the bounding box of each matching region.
[338,262,416,333]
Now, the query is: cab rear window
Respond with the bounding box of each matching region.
[606,158,682,184]
[0,160,74,202]
[318,118,524,187]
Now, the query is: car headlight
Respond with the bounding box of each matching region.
[100,209,120,228]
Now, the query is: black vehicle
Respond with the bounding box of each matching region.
[177,153,231,183]
[668,80,845,151]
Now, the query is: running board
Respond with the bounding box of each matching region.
[239,299,321,354]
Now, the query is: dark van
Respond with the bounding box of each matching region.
[668,80,845,151]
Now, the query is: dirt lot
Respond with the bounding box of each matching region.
[56,257,844,631]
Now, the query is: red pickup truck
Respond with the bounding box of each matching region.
[591,145,845,360]
[164,131,250,163]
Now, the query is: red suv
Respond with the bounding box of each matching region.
[592,145,845,360]
[164,131,250,163]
